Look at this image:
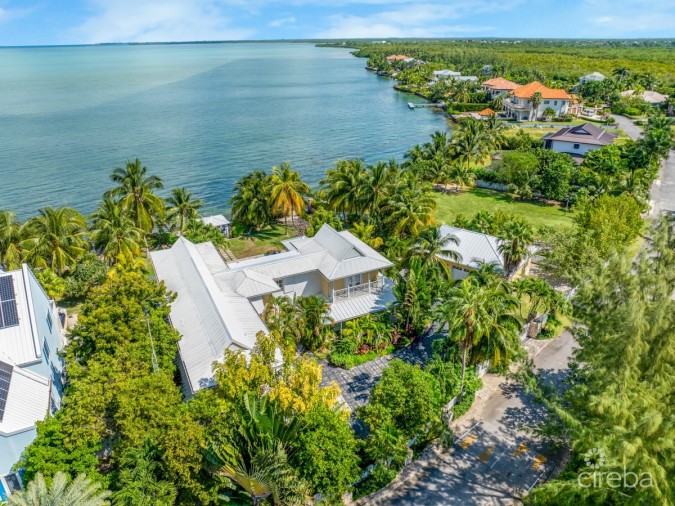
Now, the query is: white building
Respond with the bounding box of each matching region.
[542,123,618,163]
[503,81,572,121]
[0,266,66,499]
[199,214,231,237]
[578,72,607,84]
[619,90,668,106]
[150,224,395,397]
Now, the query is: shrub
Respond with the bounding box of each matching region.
[34,268,67,300]
[63,253,107,299]
[352,465,398,500]
[448,102,492,112]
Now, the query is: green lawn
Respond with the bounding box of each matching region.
[228,224,299,259]
[435,188,574,231]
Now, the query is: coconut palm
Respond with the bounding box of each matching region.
[405,227,461,282]
[612,66,630,83]
[262,295,305,345]
[297,295,334,351]
[230,171,273,231]
[451,81,472,103]
[8,472,110,506]
[22,207,88,275]
[104,159,165,233]
[269,162,310,230]
[0,210,24,271]
[351,221,384,249]
[165,187,204,235]
[90,198,144,266]
[447,162,477,190]
[453,120,490,169]
[320,159,366,222]
[491,93,504,111]
[385,180,436,238]
[529,91,543,121]
[422,131,454,161]
[361,161,395,218]
[436,277,521,399]
[498,220,534,274]
[514,277,571,323]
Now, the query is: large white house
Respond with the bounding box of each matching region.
[150,224,396,397]
[0,266,66,500]
[542,123,618,163]
[503,81,572,121]
[481,77,520,98]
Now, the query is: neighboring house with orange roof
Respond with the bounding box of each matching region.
[504,81,572,121]
[386,54,410,64]
[481,77,519,98]
[478,107,496,117]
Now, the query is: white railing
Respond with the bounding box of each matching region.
[332,276,385,302]
[503,99,530,111]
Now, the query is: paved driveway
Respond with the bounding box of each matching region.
[611,114,675,214]
[362,331,577,506]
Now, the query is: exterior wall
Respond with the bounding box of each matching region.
[548,139,599,156]
[278,271,323,299]
[506,98,570,120]
[23,268,65,410]
[507,258,532,281]
[0,428,37,476]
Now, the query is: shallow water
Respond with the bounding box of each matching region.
[0,43,448,219]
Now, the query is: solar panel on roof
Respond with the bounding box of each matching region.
[0,275,19,329]
[0,360,13,423]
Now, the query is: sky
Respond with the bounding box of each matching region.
[0,0,674,46]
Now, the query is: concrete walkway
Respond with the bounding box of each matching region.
[611,114,675,214]
[321,327,443,411]
[360,331,577,506]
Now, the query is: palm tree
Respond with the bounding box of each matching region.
[262,295,305,345]
[447,162,477,190]
[90,198,144,266]
[498,220,534,274]
[230,171,273,231]
[22,207,88,275]
[453,120,490,169]
[320,159,366,222]
[351,221,384,249]
[491,93,504,111]
[297,295,334,351]
[0,210,24,271]
[385,180,436,238]
[104,159,165,233]
[612,66,630,83]
[514,277,571,323]
[436,277,521,399]
[405,227,460,282]
[8,472,110,506]
[165,187,204,235]
[269,162,310,230]
[360,161,395,219]
[451,81,472,103]
[529,91,543,121]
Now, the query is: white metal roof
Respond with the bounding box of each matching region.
[0,265,44,367]
[200,214,231,227]
[438,225,505,270]
[329,277,397,323]
[150,239,268,395]
[0,353,50,437]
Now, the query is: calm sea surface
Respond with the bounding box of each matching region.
[0,43,448,219]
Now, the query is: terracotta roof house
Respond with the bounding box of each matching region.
[620,90,668,105]
[478,107,496,117]
[542,123,618,163]
[481,77,519,98]
[386,54,410,63]
[504,81,572,121]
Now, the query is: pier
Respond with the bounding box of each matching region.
[408,102,444,109]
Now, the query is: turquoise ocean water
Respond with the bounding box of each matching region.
[0,43,448,219]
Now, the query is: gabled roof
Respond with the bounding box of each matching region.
[200,214,230,227]
[482,77,519,90]
[542,122,618,146]
[438,225,505,271]
[0,265,47,367]
[478,107,496,116]
[510,81,571,100]
[386,54,409,61]
[0,353,50,437]
[150,239,268,394]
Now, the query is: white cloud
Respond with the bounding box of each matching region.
[583,0,675,33]
[0,3,37,23]
[74,0,253,43]
[269,16,296,27]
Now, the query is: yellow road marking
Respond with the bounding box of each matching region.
[459,434,477,450]
[478,446,495,463]
[513,442,528,457]
[532,454,548,470]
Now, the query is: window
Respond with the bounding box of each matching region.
[43,339,50,360]
[276,279,285,293]
[46,311,53,333]
[573,143,580,150]
[544,100,550,104]
[347,274,362,287]
[554,100,558,105]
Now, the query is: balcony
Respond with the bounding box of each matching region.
[332,275,386,302]
[503,99,530,111]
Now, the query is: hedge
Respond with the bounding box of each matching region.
[447,102,492,112]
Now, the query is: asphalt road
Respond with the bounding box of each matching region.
[611,114,675,214]
[364,331,577,506]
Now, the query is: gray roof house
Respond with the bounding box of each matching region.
[437,225,534,280]
[150,224,395,396]
[199,214,231,237]
[578,72,607,84]
[542,122,618,163]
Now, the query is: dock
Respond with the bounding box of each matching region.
[408,102,444,109]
